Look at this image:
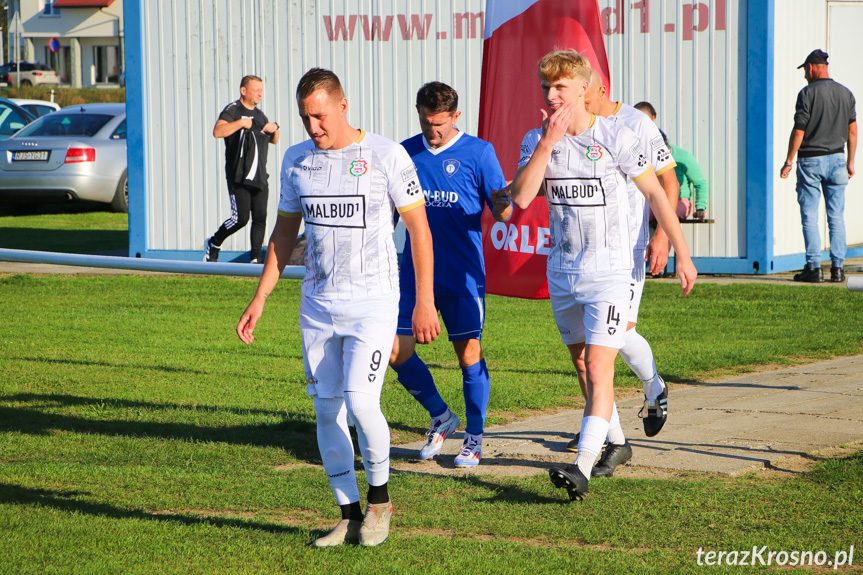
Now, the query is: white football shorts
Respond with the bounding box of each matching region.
[547,269,632,349]
[300,294,398,399]
[628,248,647,324]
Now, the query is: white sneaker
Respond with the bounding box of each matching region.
[454,433,482,467]
[418,411,460,460]
[359,501,392,547]
[312,518,361,548]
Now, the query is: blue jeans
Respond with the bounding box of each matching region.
[796,153,848,268]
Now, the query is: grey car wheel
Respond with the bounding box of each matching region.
[110,171,128,213]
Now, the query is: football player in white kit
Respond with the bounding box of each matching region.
[236,68,440,546]
[555,69,681,477]
[494,50,697,501]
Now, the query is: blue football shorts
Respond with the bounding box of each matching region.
[396,293,485,341]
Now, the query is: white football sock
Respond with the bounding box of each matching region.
[606,403,626,445]
[345,391,391,488]
[575,415,610,478]
[313,396,359,505]
[618,328,665,400]
[644,374,666,401]
[436,409,454,424]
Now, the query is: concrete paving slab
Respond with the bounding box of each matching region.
[825,406,863,420]
[653,410,778,433]
[795,356,863,373]
[807,382,863,395]
[391,355,863,478]
[767,372,853,387]
[736,428,860,446]
[667,387,781,409]
[716,392,857,414]
[628,446,769,475]
[0,261,173,276]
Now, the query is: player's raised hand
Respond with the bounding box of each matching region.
[491,186,513,218]
[541,102,574,144]
[491,186,511,205]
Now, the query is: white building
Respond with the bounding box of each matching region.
[6,0,124,87]
[123,0,862,274]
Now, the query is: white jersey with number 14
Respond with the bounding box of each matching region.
[519,115,653,276]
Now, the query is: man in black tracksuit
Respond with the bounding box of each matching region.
[205,75,280,263]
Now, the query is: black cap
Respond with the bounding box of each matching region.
[797,49,828,69]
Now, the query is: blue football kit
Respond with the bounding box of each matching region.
[393,129,506,443]
[398,130,507,298]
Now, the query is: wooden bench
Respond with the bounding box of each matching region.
[679,218,715,224]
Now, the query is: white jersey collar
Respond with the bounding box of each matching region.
[422,128,464,155]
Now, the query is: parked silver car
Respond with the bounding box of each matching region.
[11,98,61,118]
[0,97,36,140]
[0,103,127,212]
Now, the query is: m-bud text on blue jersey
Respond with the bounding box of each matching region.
[696,545,854,569]
[424,189,459,207]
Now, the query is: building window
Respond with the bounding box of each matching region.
[60,47,72,84]
[94,45,120,84]
[41,1,60,17]
[44,47,61,76]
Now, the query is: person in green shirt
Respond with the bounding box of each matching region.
[634,102,709,220]
[664,132,709,220]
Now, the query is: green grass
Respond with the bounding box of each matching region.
[1,274,862,573]
[0,85,125,107]
[0,205,128,253]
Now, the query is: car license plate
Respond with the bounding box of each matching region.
[13,150,49,161]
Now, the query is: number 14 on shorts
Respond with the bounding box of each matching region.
[607,305,621,335]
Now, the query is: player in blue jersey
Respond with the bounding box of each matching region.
[390,82,513,467]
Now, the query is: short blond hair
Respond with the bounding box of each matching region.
[538,50,591,84]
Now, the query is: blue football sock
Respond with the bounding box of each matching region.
[462,359,490,435]
[393,353,447,419]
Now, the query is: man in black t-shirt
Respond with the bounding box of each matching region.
[780,50,857,283]
[205,75,280,263]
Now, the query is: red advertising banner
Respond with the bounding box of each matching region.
[479,0,609,298]
[479,0,610,181]
[481,198,551,300]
